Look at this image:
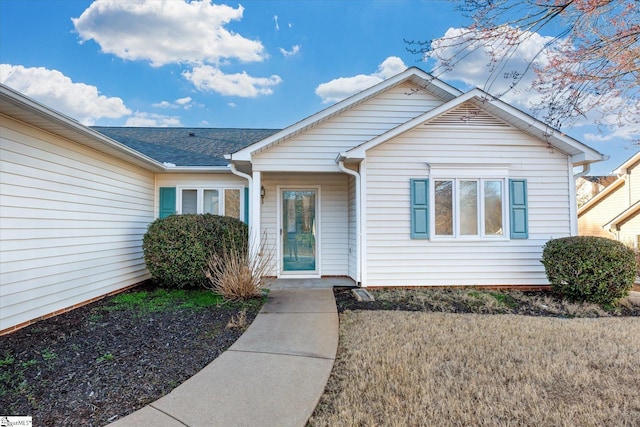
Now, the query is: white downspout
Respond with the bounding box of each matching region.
[338,159,362,285]
[573,163,591,178]
[569,162,591,236]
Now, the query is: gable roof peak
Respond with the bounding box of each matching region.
[229,66,462,161]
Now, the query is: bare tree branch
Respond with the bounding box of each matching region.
[408,0,639,138]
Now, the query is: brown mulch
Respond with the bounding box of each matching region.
[0,283,263,427]
[333,287,640,317]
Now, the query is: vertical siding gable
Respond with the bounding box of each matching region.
[426,102,510,128]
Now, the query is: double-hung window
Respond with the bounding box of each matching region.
[178,187,243,219]
[433,178,505,238]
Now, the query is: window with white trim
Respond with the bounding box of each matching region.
[178,187,243,219]
[434,178,505,238]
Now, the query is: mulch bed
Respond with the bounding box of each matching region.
[333,287,640,317]
[3,285,637,426]
[0,283,262,427]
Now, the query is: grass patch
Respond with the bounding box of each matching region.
[310,311,640,426]
[0,353,39,398]
[106,288,226,313]
[96,352,114,363]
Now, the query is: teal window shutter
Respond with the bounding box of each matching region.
[159,187,176,219]
[509,179,528,239]
[244,187,249,224]
[410,179,429,239]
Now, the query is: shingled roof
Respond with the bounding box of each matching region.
[91,127,280,167]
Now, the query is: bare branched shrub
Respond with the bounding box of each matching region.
[226,308,247,331]
[203,233,273,300]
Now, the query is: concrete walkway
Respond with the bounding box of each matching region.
[109,280,344,427]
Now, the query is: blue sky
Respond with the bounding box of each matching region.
[1,0,636,175]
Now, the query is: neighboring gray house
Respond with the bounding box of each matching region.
[0,67,605,332]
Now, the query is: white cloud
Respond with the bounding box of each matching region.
[274,15,279,31]
[580,104,640,142]
[152,96,194,110]
[426,27,640,142]
[125,112,182,127]
[315,56,407,103]
[0,64,131,125]
[427,27,554,109]
[152,100,173,108]
[279,45,300,57]
[72,0,280,98]
[72,0,266,67]
[183,65,282,97]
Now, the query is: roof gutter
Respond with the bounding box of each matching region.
[0,84,166,172]
[159,165,231,173]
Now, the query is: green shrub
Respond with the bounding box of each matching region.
[541,236,636,304]
[142,214,248,289]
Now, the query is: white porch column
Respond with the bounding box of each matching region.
[250,171,262,252]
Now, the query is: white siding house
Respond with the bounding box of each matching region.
[0,67,607,331]
[230,68,605,286]
[0,86,163,333]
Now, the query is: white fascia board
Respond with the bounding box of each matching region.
[0,84,166,172]
[160,166,233,174]
[344,88,605,165]
[230,67,462,162]
[480,96,606,164]
[571,151,609,165]
[613,151,640,175]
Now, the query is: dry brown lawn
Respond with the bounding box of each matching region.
[309,311,640,427]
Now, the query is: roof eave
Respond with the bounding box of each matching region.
[344,88,606,165]
[464,91,606,165]
[603,201,640,230]
[0,84,166,172]
[613,151,640,175]
[160,166,232,173]
[577,177,625,216]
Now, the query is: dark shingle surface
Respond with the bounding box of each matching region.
[91,127,280,167]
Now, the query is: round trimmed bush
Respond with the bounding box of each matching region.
[143,214,248,289]
[541,236,636,305]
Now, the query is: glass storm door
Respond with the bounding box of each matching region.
[282,189,317,273]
